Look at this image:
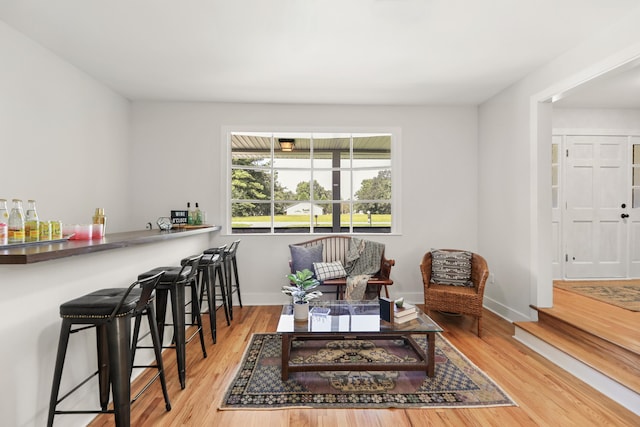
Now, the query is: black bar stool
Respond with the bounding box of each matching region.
[205,240,242,320]
[202,245,232,324]
[138,254,205,389]
[47,272,170,427]
[197,246,230,343]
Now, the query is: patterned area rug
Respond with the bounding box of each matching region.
[555,281,640,311]
[219,333,516,410]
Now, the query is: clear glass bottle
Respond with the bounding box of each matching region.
[0,199,8,223]
[194,202,202,225]
[8,199,25,243]
[25,199,40,242]
[92,207,106,237]
[187,202,194,225]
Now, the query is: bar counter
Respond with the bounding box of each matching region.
[0,224,221,426]
[0,225,221,264]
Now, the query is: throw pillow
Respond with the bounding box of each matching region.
[430,249,473,287]
[313,261,347,281]
[289,244,323,277]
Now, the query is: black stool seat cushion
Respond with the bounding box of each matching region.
[60,288,142,318]
[198,254,221,268]
[138,266,191,283]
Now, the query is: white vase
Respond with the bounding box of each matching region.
[293,301,309,321]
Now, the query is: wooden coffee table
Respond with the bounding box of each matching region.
[276,301,443,380]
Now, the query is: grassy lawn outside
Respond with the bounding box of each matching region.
[232,213,391,228]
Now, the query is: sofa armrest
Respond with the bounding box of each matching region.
[379,255,395,280]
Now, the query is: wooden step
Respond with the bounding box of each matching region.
[515,319,640,394]
[515,286,640,395]
[548,286,640,355]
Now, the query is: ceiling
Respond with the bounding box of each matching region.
[1,0,639,106]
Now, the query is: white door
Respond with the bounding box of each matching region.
[628,137,640,276]
[564,135,627,278]
[551,137,562,279]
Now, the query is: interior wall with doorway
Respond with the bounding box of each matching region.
[554,108,640,130]
[478,5,640,320]
[551,108,640,280]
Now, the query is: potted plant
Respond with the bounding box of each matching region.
[282,269,322,320]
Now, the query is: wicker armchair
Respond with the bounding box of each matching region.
[420,250,489,337]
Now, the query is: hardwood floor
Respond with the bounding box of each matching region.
[88,305,639,427]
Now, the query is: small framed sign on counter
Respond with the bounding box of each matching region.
[170,210,188,225]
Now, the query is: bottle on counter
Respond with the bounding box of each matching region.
[0,222,6,245]
[0,199,8,244]
[25,199,40,242]
[0,199,8,223]
[50,220,63,240]
[39,220,51,241]
[92,208,106,238]
[194,202,202,225]
[8,199,25,243]
[187,202,194,225]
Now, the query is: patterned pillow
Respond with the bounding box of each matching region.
[430,249,473,287]
[313,261,347,281]
[289,244,323,277]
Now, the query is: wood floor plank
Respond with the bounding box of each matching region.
[87,305,639,427]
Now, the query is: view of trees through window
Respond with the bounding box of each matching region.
[230,132,393,233]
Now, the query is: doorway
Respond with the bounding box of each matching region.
[553,132,640,279]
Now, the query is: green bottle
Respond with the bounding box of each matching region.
[187,202,194,225]
[194,202,202,225]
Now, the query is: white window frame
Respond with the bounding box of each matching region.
[221,126,402,235]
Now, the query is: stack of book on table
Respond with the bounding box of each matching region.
[394,303,418,324]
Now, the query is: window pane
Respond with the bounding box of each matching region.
[313,137,350,168]
[276,205,312,230]
[231,168,272,199]
[340,170,352,201]
[353,169,391,202]
[274,134,311,168]
[552,188,558,208]
[552,165,558,186]
[231,202,271,232]
[634,145,640,164]
[339,203,352,228]
[551,144,559,164]
[353,134,391,167]
[634,167,640,186]
[353,203,391,227]
[634,188,640,208]
[312,202,334,227]
[310,170,334,201]
[231,133,271,165]
[274,170,310,200]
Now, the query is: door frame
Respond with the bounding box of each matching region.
[553,128,640,280]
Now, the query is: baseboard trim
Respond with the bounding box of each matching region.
[483,295,531,323]
[514,325,640,417]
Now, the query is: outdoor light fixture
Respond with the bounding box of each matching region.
[278,138,295,152]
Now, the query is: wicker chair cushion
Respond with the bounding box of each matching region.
[290,244,323,277]
[313,261,347,281]
[430,249,473,287]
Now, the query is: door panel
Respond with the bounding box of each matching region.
[564,136,626,278]
[628,136,640,276]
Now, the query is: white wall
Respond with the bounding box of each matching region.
[0,21,131,231]
[0,20,201,427]
[554,107,640,130]
[130,102,479,305]
[478,7,640,321]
